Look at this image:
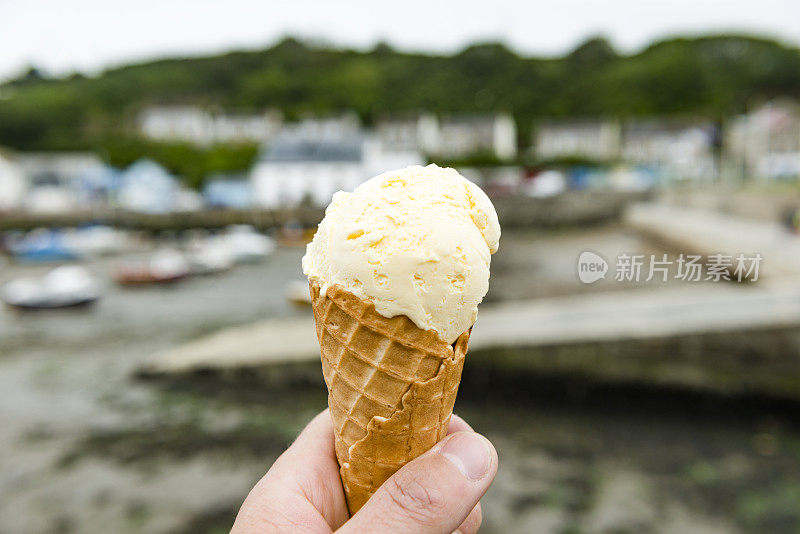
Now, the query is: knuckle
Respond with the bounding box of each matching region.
[385,470,447,525]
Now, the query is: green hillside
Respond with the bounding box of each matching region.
[1,34,799,179]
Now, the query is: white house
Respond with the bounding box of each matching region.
[293,112,362,139]
[534,119,621,161]
[0,149,26,212]
[376,113,517,160]
[250,131,424,209]
[203,174,253,209]
[375,113,439,153]
[138,106,283,145]
[621,118,716,182]
[138,106,207,143]
[727,100,800,181]
[74,165,118,209]
[117,159,180,214]
[437,114,517,159]
[16,152,106,213]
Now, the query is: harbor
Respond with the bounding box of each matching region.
[3,206,800,533]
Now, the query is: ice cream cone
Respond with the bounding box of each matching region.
[310,280,470,515]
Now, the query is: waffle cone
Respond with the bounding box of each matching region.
[309,280,469,515]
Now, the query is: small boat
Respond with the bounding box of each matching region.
[68,225,132,257]
[9,229,80,263]
[1,266,102,310]
[285,280,312,306]
[115,249,190,286]
[187,237,234,276]
[224,225,275,264]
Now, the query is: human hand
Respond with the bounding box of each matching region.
[231,409,498,533]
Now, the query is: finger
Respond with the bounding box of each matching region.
[340,431,498,534]
[447,414,474,435]
[269,409,349,528]
[282,409,337,463]
[270,409,340,481]
[454,503,482,534]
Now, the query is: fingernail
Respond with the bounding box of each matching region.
[440,432,492,481]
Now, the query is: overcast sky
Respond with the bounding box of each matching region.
[2,0,799,81]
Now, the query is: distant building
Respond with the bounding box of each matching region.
[375,113,439,153]
[203,174,253,209]
[438,114,517,159]
[293,112,362,139]
[117,159,180,214]
[74,165,119,208]
[535,117,715,182]
[621,118,716,182]
[727,100,800,181]
[534,119,621,161]
[16,152,106,213]
[250,131,424,209]
[0,149,26,212]
[138,106,283,145]
[376,113,517,160]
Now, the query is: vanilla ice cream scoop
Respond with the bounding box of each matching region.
[302,164,500,343]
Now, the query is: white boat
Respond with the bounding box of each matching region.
[67,226,132,257]
[224,225,275,264]
[1,266,102,310]
[115,249,190,286]
[285,280,312,305]
[187,236,234,275]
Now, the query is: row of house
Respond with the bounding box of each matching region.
[0,110,430,214]
[139,100,800,183]
[534,117,718,182]
[2,101,798,215]
[138,106,284,145]
[138,106,517,160]
[0,151,110,213]
[534,100,800,182]
[0,153,202,214]
[0,134,424,215]
[374,113,517,160]
[194,99,800,208]
[214,116,513,209]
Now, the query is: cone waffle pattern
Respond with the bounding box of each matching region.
[310,280,469,515]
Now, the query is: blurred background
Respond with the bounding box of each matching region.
[2,1,800,532]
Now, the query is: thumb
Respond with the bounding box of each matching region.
[338,431,498,534]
